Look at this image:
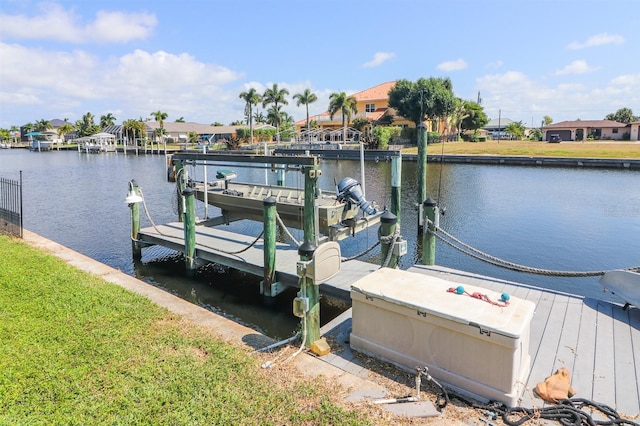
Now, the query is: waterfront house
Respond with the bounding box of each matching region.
[144,121,261,144]
[295,81,446,143]
[483,117,516,140]
[543,120,629,141]
[630,121,640,141]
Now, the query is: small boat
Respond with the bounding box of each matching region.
[0,142,11,149]
[599,269,640,309]
[191,174,381,238]
[30,130,62,151]
[79,132,116,153]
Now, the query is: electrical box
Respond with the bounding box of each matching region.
[296,241,341,285]
[393,239,408,256]
[293,296,309,318]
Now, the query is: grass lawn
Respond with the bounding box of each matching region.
[0,234,380,425]
[401,140,640,159]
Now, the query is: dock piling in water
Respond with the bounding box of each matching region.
[127,180,142,261]
[422,197,437,265]
[182,187,197,276]
[262,197,278,300]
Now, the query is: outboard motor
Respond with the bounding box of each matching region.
[336,177,377,215]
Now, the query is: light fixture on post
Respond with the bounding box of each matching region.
[125,180,143,204]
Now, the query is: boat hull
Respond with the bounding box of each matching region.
[193,181,359,235]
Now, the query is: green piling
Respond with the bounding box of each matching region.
[379,211,399,268]
[277,167,285,186]
[128,180,142,261]
[182,187,197,276]
[262,197,277,299]
[301,165,321,347]
[391,153,402,225]
[422,197,437,265]
[417,123,427,235]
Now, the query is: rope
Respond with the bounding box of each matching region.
[275,211,301,247]
[426,219,640,277]
[204,230,265,255]
[436,388,639,426]
[379,225,401,268]
[341,240,380,262]
[139,187,166,236]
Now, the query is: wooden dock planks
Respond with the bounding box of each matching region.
[137,222,376,301]
[406,265,639,416]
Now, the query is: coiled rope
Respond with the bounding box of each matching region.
[379,225,402,268]
[341,223,402,268]
[426,218,640,277]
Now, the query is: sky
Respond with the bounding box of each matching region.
[1,0,639,131]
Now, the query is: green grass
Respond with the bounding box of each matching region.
[0,235,373,425]
[402,140,640,159]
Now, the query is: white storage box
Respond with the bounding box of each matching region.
[350,268,535,406]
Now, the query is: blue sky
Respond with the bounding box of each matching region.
[1,0,639,130]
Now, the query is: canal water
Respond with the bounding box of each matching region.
[1,149,639,338]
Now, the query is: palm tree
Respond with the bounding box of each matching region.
[57,122,75,143]
[239,88,262,143]
[34,119,52,132]
[293,89,318,135]
[76,112,100,137]
[266,104,283,129]
[253,110,266,124]
[100,113,116,129]
[175,117,185,122]
[262,84,289,142]
[151,110,168,142]
[10,125,19,143]
[123,119,147,146]
[328,92,358,142]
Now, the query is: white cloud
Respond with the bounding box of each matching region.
[362,52,395,68]
[437,58,467,72]
[555,60,598,75]
[567,32,624,50]
[475,70,640,124]
[485,60,503,69]
[0,2,156,43]
[0,42,246,125]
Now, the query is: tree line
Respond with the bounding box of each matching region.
[2,80,638,144]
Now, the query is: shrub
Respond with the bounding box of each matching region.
[373,126,402,149]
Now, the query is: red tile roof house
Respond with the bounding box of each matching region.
[543,120,630,142]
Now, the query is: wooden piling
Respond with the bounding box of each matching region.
[262,197,277,298]
[422,197,436,265]
[129,180,142,261]
[302,165,321,347]
[417,123,427,235]
[182,187,197,276]
[391,153,402,225]
[380,211,399,268]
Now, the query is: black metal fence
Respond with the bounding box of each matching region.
[0,171,23,238]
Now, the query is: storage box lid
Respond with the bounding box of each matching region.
[351,268,535,339]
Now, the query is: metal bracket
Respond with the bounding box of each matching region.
[260,281,288,297]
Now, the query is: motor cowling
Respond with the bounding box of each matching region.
[336,177,376,215]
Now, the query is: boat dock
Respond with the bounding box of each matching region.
[320,265,640,418]
[137,223,377,301]
[136,221,640,417]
